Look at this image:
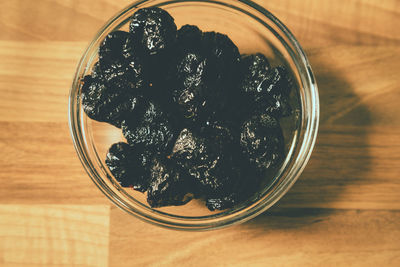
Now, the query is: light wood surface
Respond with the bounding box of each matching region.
[1,0,400,266]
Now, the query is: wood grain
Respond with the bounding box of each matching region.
[0,205,110,267]
[0,0,400,266]
[109,206,400,267]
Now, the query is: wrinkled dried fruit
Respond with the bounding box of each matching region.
[239,56,293,118]
[122,101,176,153]
[176,24,202,51]
[98,31,148,95]
[129,7,177,56]
[171,128,241,197]
[240,113,284,171]
[99,31,136,63]
[147,157,193,207]
[81,74,107,121]
[101,58,147,94]
[81,72,145,127]
[105,142,152,192]
[202,31,240,75]
[171,51,209,122]
[240,53,271,94]
[206,194,238,211]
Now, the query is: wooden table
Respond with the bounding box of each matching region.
[1,0,399,266]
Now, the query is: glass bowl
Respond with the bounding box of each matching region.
[69,0,319,230]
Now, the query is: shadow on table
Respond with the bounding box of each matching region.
[242,56,373,229]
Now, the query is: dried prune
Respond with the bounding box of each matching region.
[83,35,147,127]
[122,122,176,152]
[147,157,193,208]
[122,101,176,153]
[262,66,292,117]
[101,94,144,127]
[129,7,177,56]
[141,100,168,124]
[81,68,145,127]
[91,62,102,79]
[171,51,209,122]
[100,58,147,94]
[81,75,107,121]
[206,193,238,211]
[171,128,240,196]
[98,31,148,94]
[176,25,202,50]
[205,160,265,211]
[202,32,241,106]
[105,142,152,192]
[202,31,240,74]
[198,120,237,146]
[239,56,293,118]
[170,30,241,126]
[99,31,136,64]
[240,53,271,94]
[240,113,284,171]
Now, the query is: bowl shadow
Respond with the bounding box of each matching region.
[241,53,373,229]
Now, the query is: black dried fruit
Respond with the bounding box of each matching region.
[240,113,284,171]
[81,67,146,127]
[91,62,102,79]
[170,31,241,126]
[147,157,193,208]
[171,128,240,196]
[98,31,148,94]
[202,32,241,110]
[141,100,169,124]
[176,24,202,50]
[105,142,152,192]
[122,101,176,153]
[239,56,293,118]
[171,51,210,122]
[99,31,136,64]
[198,120,236,144]
[122,122,176,152]
[206,194,238,211]
[100,58,147,94]
[202,31,240,74]
[101,94,144,127]
[240,53,271,94]
[262,66,293,117]
[81,74,107,122]
[129,7,177,56]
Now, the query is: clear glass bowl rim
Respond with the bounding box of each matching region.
[68,0,319,231]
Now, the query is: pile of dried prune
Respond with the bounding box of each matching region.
[81,7,294,211]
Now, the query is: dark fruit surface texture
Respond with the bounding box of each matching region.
[105,142,152,192]
[122,101,176,153]
[99,31,147,93]
[176,25,202,49]
[240,53,271,95]
[206,194,238,211]
[147,157,193,208]
[170,26,241,126]
[240,54,292,118]
[81,7,293,211]
[202,31,240,76]
[240,113,284,171]
[129,7,177,56]
[81,71,144,128]
[172,50,209,122]
[99,31,135,63]
[171,128,241,198]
